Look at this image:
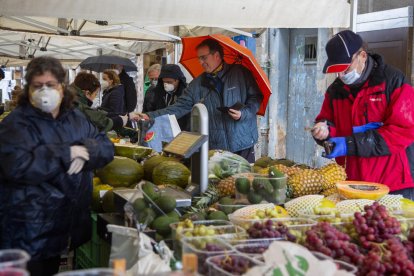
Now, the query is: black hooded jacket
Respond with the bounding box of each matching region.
[142,64,190,131]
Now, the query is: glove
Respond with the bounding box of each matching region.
[324,137,347,159]
[70,145,89,161]
[120,114,128,126]
[67,158,86,175]
[352,122,383,133]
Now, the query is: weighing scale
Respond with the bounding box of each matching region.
[114,103,209,209]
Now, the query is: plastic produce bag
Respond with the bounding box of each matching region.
[142,114,181,152]
[244,241,354,276]
[208,149,252,179]
[107,225,171,275]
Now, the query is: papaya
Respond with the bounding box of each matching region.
[152,161,190,188]
[336,180,389,200]
[143,155,178,181]
[114,144,153,160]
[96,156,144,188]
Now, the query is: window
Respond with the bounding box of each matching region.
[304,36,317,63]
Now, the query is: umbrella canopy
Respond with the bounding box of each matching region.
[180,34,271,116]
[79,55,137,72]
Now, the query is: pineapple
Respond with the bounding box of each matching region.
[288,169,326,198]
[270,164,302,177]
[193,184,220,208]
[217,173,254,197]
[318,163,347,190]
[322,187,338,197]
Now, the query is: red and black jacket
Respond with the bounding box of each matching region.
[315,54,414,191]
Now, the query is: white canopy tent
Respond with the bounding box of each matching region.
[0,0,350,65]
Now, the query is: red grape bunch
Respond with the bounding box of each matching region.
[246,219,296,242]
[209,255,254,275]
[353,202,401,249]
[358,237,414,275]
[304,222,363,266]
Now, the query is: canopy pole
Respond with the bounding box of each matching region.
[350,0,358,32]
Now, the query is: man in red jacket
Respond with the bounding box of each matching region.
[312,30,414,199]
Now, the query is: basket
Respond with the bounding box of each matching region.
[206,253,263,276]
[55,268,122,276]
[181,237,234,275]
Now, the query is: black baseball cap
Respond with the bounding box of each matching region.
[323,30,363,74]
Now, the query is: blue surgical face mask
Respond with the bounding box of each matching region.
[340,69,361,85]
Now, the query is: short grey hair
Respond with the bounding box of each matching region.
[147,64,161,74]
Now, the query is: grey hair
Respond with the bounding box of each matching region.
[147,64,161,73]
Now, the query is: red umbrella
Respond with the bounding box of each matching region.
[180,34,271,116]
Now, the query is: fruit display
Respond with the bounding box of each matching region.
[181,237,234,275]
[287,169,326,198]
[336,180,389,200]
[177,224,245,241]
[234,173,287,204]
[114,143,153,160]
[217,173,254,197]
[96,156,144,188]
[170,219,233,240]
[206,254,260,275]
[152,160,190,188]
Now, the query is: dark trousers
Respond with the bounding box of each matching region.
[27,256,61,276]
[234,146,255,163]
[390,188,414,200]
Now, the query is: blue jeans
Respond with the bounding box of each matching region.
[390,188,414,200]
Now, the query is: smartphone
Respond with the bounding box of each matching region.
[216,102,245,113]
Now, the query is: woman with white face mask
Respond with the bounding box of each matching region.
[142,64,190,131]
[100,70,126,119]
[0,57,114,276]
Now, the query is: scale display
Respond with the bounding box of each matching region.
[163,131,208,158]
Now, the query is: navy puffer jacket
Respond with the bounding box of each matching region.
[0,104,114,260]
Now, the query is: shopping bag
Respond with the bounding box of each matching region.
[142,114,181,152]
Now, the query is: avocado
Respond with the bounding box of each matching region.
[132,197,148,213]
[254,156,273,168]
[137,208,157,225]
[207,211,228,221]
[142,181,159,203]
[154,195,177,214]
[151,215,179,236]
[252,178,273,194]
[235,177,251,195]
[247,191,263,204]
[264,189,287,204]
[166,211,180,220]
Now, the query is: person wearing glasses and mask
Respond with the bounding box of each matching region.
[144,63,161,95]
[0,57,114,276]
[132,39,262,163]
[142,64,190,131]
[312,30,414,199]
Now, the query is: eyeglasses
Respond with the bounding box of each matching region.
[31,81,60,90]
[198,52,214,62]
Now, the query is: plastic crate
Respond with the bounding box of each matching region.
[206,253,263,276]
[75,213,111,269]
[181,237,234,275]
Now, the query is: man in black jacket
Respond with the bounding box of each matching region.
[115,65,137,113]
[142,64,190,131]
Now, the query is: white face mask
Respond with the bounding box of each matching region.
[31,86,61,113]
[164,83,175,93]
[101,80,109,90]
[340,69,361,85]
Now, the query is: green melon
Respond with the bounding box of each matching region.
[114,144,153,160]
[143,155,178,181]
[152,161,190,188]
[96,156,144,188]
